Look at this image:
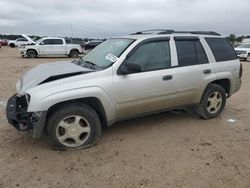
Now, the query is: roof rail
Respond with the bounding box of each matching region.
[130,29,221,36]
[130,29,175,35]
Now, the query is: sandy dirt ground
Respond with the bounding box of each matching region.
[0,47,249,188]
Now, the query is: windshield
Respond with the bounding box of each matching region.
[82,38,134,68]
[238,44,250,48]
[36,38,44,44]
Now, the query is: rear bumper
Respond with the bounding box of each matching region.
[6,94,46,138]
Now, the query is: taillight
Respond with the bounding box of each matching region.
[239,63,243,78]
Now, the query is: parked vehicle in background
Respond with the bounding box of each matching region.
[6,30,242,150]
[8,37,33,48]
[84,40,104,50]
[235,43,250,61]
[242,38,250,44]
[0,39,9,46]
[19,36,83,58]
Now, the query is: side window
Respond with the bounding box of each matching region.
[18,38,28,42]
[175,40,208,67]
[205,38,237,62]
[126,41,171,72]
[53,39,63,45]
[195,41,209,64]
[42,39,53,45]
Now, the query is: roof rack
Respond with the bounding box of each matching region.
[130,29,220,36]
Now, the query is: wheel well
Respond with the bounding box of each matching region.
[46,97,107,127]
[26,49,37,54]
[70,49,79,53]
[210,79,230,95]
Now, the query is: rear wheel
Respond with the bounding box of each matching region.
[46,103,101,150]
[26,50,37,58]
[196,84,226,119]
[69,49,79,58]
[9,43,15,48]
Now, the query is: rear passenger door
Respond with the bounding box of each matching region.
[172,37,214,105]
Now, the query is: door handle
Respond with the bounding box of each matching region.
[203,69,211,74]
[162,75,173,81]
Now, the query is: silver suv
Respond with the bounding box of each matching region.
[6,30,242,150]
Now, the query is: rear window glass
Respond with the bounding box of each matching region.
[205,38,237,62]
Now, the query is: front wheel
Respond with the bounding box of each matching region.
[46,103,101,150]
[9,43,15,48]
[26,50,37,58]
[69,50,79,58]
[195,84,226,119]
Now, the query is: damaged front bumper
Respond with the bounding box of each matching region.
[6,94,46,138]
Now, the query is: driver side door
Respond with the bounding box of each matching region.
[38,39,54,55]
[113,38,177,120]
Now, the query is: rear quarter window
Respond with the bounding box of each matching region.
[205,38,237,62]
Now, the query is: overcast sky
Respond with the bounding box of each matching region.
[0,0,249,38]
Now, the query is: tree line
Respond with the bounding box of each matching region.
[1,33,249,43]
[227,34,250,43]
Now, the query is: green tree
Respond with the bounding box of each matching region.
[227,34,236,43]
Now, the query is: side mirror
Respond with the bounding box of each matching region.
[118,63,141,75]
[40,41,45,45]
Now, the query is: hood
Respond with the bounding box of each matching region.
[17,61,93,95]
[21,34,36,44]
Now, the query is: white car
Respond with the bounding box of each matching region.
[19,35,83,58]
[235,43,250,61]
[8,37,33,48]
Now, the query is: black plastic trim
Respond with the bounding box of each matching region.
[174,36,200,41]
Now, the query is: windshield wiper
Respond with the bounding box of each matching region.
[72,59,96,70]
[84,60,97,70]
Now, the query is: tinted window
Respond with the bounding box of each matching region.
[126,41,171,72]
[20,38,28,41]
[42,39,53,45]
[41,39,63,45]
[195,41,209,64]
[17,38,28,42]
[205,38,237,62]
[176,40,208,66]
[52,39,63,45]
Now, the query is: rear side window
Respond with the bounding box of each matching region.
[52,39,63,45]
[175,40,208,67]
[205,38,237,62]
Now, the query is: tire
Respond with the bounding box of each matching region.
[46,103,101,150]
[195,83,226,119]
[9,43,15,48]
[69,49,79,58]
[26,50,37,58]
[247,54,250,62]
